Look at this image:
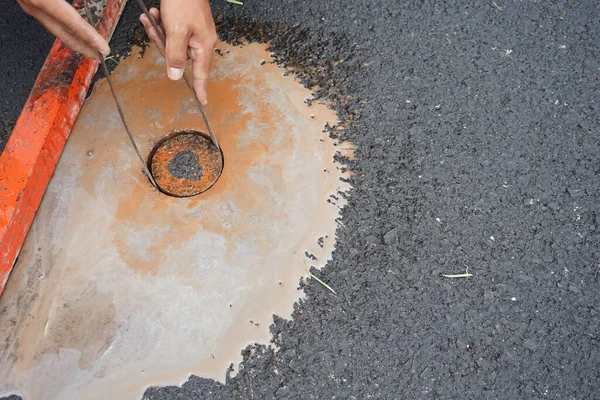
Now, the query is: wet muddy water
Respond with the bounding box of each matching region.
[0,42,352,399]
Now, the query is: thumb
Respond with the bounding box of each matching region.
[165,26,190,81]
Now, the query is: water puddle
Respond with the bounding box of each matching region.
[0,41,352,399]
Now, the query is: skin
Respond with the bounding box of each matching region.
[16,0,217,105]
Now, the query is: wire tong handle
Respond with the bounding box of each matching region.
[83,0,159,190]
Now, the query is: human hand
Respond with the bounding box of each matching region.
[16,0,110,59]
[140,0,217,105]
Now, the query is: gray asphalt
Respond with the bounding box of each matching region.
[2,1,600,399]
[0,3,53,153]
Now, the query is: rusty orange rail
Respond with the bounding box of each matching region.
[0,0,126,293]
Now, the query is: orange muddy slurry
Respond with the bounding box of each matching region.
[150,131,223,197]
[0,42,353,400]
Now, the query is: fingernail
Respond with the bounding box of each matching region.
[168,67,183,80]
[201,98,208,106]
[100,46,111,57]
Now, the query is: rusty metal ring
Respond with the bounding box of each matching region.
[148,130,224,197]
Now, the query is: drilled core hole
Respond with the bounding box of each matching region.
[148,130,224,197]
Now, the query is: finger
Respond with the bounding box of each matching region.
[140,13,166,56]
[140,10,164,40]
[34,12,101,59]
[189,47,213,105]
[164,24,191,81]
[149,8,162,32]
[45,0,110,56]
[148,7,162,24]
[140,8,164,38]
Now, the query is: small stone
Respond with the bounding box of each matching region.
[383,229,398,245]
[365,234,379,245]
[276,386,290,396]
[517,274,534,284]
[548,202,560,211]
[420,366,433,379]
[524,198,535,205]
[568,284,581,294]
[523,339,538,350]
[568,188,584,198]
[87,150,94,157]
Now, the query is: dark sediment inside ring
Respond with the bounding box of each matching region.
[168,149,203,181]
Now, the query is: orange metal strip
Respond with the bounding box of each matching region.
[0,0,127,293]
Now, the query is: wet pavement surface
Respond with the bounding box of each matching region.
[2,0,600,399]
[0,41,349,399]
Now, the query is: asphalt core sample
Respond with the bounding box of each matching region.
[149,130,223,197]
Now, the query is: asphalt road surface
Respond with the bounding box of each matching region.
[2,0,599,399]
